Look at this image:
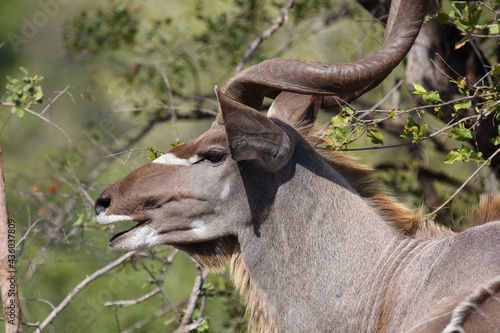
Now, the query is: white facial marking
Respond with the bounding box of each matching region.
[97,214,133,225]
[153,153,199,166]
[220,181,230,200]
[190,220,207,237]
[121,226,158,250]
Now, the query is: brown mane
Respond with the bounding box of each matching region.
[293,118,454,239]
[470,193,500,227]
[317,148,454,238]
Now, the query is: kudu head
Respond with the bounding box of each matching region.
[95,0,429,268]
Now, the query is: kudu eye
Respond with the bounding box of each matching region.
[203,151,226,163]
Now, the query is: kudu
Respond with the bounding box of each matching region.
[95,0,500,331]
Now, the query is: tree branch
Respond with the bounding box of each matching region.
[104,287,161,307]
[34,251,137,333]
[0,138,23,333]
[234,0,295,75]
[430,146,500,216]
[172,262,210,333]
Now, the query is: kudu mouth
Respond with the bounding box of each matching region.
[95,210,151,246]
[107,219,150,245]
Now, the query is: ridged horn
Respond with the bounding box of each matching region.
[221,0,429,110]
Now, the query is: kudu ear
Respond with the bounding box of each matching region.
[216,88,293,172]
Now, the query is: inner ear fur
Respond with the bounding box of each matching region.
[215,89,293,172]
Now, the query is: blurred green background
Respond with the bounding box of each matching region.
[1,0,496,332]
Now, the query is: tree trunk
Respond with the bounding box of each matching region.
[0,138,23,333]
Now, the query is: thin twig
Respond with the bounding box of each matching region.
[120,302,186,333]
[116,105,217,117]
[104,287,161,307]
[102,148,164,160]
[35,251,137,333]
[156,62,180,142]
[373,79,403,110]
[0,103,71,144]
[135,255,181,319]
[234,0,295,75]
[430,146,500,216]
[337,142,411,151]
[40,85,72,115]
[0,219,41,261]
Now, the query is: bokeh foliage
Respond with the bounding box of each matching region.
[2,0,500,332]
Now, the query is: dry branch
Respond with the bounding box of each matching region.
[120,301,186,333]
[34,251,137,333]
[430,146,500,216]
[173,262,210,333]
[234,0,295,75]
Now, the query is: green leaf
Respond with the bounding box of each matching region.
[330,114,350,127]
[422,91,442,104]
[147,148,161,159]
[489,24,500,35]
[492,65,500,77]
[170,140,182,147]
[436,12,449,24]
[444,150,461,164]
[492,137,500,146]
[444,145,472,164]
[19,66,28,75]
[411,82,427,95]
[453,100,472,111]
[23,83,33,92]
[434,107,443,119]
[424,213,437,220]
[451,128,473,141]
[11,106,24,117]
[6,76,18,85]
[367,128,384,145]
[73,214,84,226]
[401,116,427,144]
[455,33,471,49]
[451,2,467,16]
[455,18,471,30]
[388,109,396,119]
[468,3,482,27]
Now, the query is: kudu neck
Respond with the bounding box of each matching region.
[236,143,397,332]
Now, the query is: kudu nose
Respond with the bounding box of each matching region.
[95,193,111,215]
